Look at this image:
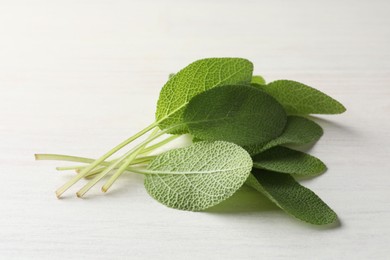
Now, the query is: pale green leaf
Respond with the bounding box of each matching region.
[252,146,326,176]
[244,116,323,155]
[246,169,337,225]
[184,85,287,146]
[156,58,253,134]
[144,141,253,211]
[251,75,266,85]
[259,80,346,115]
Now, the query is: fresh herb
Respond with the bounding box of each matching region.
[184,84,287,146]
[253,80,346,115]
[252,146,326,176]
[247,170,337,225]
[144,141,252,211]
[35,57,345,226]
[244,116,324,155]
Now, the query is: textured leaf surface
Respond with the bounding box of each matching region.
[251,75,266,85]
[184,85,287,146]
[252,146,326,176]
[244,116,323,155]
[246,169,337,225]
[259,80,346,115]
[144,141,252,211]
[156,58,253,134]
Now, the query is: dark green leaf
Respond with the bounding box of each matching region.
[244,116,323,155]
[252,146,326,176]
[259,80,346,115]
[247,169,337,225]
[184,85,287,146]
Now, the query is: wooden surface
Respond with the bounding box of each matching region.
[1,0,389,259]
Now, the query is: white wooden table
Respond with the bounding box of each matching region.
[1,0,389,259]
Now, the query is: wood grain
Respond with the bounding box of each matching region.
[1,0,389,259]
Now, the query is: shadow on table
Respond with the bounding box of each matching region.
[205,185,278,214]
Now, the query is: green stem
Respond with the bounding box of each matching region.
[55,156,156,171]
[83,166,106,178]
[100,134,179,192]
[35,154,97,164]
[76,155,157,179]
[139,135,180,155]
[76,150,134,197]
[55,121,158,198]
[77,128,166,197]
[102,128,160,192]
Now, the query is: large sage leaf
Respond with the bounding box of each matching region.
[247,169,337,225]
[144,141,253,211]
[184,85,287,146]
[258,80,346,115]
[156,58,253,134]
[244,116,323,155]
[252,146,326,176]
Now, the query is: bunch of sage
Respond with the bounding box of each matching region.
[36,58,345,225]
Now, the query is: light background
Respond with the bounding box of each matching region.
[1,0,389,259]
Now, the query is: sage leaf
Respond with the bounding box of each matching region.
[251,75,266,85]
[144,141,253,211]
[252,146,326,176]
[244,116,323,155]
[247,169,337,225]
[258,80,346,115]
[184,85,287,146]
[156,58,253,134]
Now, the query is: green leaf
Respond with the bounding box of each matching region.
[144,141,253,211]
[251,75,266,85]
[192,136,203,143]
[252,146,326,176]
[244,116,323,155]
[184,85,287,146]
[156,58,253,134]
[246,169,337,225]
[258,80,346,115]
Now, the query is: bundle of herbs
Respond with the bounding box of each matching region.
[36,58,346,225]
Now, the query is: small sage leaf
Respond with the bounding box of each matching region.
[251,75,266,85]
[252,146,326,176]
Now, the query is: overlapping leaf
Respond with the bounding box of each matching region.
[144,141,252,211]
[156,58,253,134]
[252,146,326,176]
[258,80,346,115]
[244,116,323,155]
[246,169,337,225]
[184,85,287,146]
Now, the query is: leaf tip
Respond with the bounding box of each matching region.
[338,103,347,114]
